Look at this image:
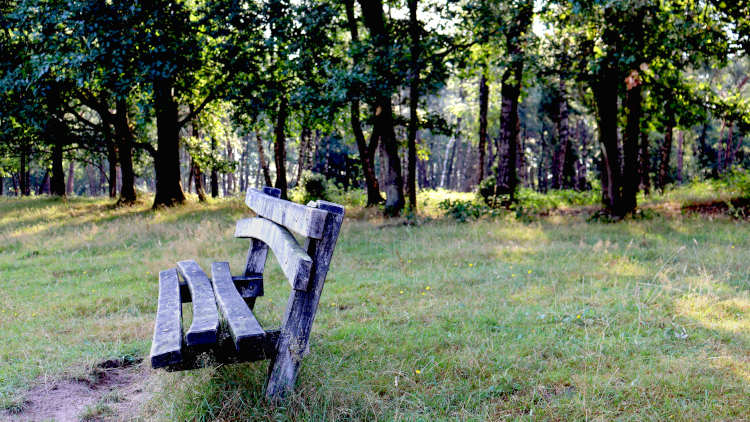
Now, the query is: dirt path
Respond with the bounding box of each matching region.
[1,358,151,422]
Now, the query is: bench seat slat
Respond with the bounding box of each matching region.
[211,262,266,353]
[150,268,183,368]
[245,188,328,239]
[177,260,219,346]
[235,217,313,291]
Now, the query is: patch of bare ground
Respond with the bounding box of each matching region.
[1,358,150,422]
[681,197,750,219]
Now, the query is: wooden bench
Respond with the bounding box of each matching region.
[149,186,345,399]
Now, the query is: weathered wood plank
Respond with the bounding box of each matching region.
[235,217,313,291]
[164,329,280,371]
[245,188,328,239]
[177,260,219,346]
[211,262,266,354]
[243,187,280,309]
[150,268,183,368]
[265,201,345,399]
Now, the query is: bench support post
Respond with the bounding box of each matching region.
[265,201,344,399]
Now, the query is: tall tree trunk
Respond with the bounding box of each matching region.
[192,159,207,202]
[295,126,310,186]
[496,62,523,201]
[274,96,289,199]
[676,130,684,184]
[406,0,420,211]
[554,81,570,190]
[38,171,50,195]
[50,140,66,197]
[724,122,734,171]
[477,72,489,184]
[226,139,235,195]
[440,121,459,188]
[211,136,219,197]
[86,164,98,196]
[358,0,405,216]
[18,150,27,196]
[593,69,622,213]
[114,99,137,204]
[639,128,650,195]
[621,79,642,216]
[66,160,75,195]
[152,78,186,207]
[255,133,273,187]
[106,140,118,198]
[493,1,531,204]
[657,120,674,192]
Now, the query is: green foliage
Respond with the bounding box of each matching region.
[292,171,333,204]
[438,199,499,222]
[720,167,750,198]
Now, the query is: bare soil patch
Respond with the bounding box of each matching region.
[2,358,149,422]
[681,197,750,219]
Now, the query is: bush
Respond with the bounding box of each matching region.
[721,167,750,198]
[293,171,331,204]
[438,199,500,222]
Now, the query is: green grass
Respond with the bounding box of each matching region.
[1,192,748,420]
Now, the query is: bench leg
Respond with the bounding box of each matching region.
[265,202,343,399]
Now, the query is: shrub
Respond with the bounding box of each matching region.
[438,199,500,222]
[293,171,331,204]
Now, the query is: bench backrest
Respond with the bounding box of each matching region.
[234,186,345,397]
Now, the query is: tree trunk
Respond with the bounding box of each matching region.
[676,130,683,184]
[358,0,405,216]
[38,171,50,195]
[440,121,458,188]
[192,158,207,202]
[295,126,310,186]
[255,133,273,187]
[477,72,489,184]
[553,82,571,190]
[406,0,420,211]
[19,147,30,196]
[274,97,289,199]
[344,0,381,204]
[657,120,674,192]
[114,99,137,204]
[493,1,531,204]
[211,136,219,198]
[495,61,523,202]
[621,80,642,216]
[106,140,118,198]
[50,140,66,196]
[66,161,75,195]
[639,128,650,195]
[226,139,235,195]
[593,69,622,214]
[152,79,186,207]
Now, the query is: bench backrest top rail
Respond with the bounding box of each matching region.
[245,188,329,239]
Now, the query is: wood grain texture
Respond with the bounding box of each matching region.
[211,262,266,354]
[177,260,219,346]
[164,329,280,372]
[235,217,313,291]
[245,188,328,239]
[243,187,281,309]
[265,201,345,399]
[150,268,183,368]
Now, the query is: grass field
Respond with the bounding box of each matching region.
[0,189,748,421]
